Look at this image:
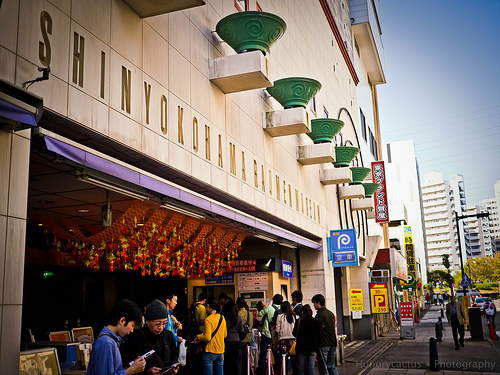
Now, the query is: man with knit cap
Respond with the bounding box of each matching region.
[122,299,179,375]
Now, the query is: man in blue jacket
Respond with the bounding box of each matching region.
[87,299,145,375]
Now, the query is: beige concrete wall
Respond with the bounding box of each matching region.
[0,128,31,374]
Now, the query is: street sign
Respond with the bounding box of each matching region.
[400,301,415,339]
[369,282,389,314]
[461,273,471,287]
[401,226,417,290]
[282,260,292,278]
[328,229,359,267]
[349,289,363,311]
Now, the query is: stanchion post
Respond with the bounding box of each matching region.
[429,337,439,371]
[247,344,250,375]
[435,321,442,342]
[267,347,272,375]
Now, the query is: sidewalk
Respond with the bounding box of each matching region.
[350,305,500,375]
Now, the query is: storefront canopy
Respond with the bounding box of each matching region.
[40,129,322,251]
[0,79,43,131]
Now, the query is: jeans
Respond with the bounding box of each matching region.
[450,315,464,348]
[258,335,272,375]
[202,351,224,375]
[296,351,316,375]
[317,346,339,375]
[224,341,241,375]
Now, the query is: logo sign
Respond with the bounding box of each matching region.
[401,226,416,289]
[371,161,389,223]
[461,273,471,287]
[282,260,293,278]
[400,301,414,327]
[349,289,363,311]
[328,229,359,267]
[369,282,389,314]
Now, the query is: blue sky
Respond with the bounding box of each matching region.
[378,1,500,206]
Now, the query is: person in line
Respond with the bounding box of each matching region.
[236,297,253,374]
[445,295,466,350]
[165,293,183,345]
[218,292,233,309]
[121,299,179,375]
[87,299,145,375]
[312,294,339,375]
[194,298,227,375]
[257,294,282,375]
[292,304,320,375]
[291,291,303,316]
[483,297,498,336]
[193,293,208,336]
[275,301,297,372]
[222,299,244,375]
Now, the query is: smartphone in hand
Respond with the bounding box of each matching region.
[128,349,155,367]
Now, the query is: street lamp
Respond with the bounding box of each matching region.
[454,211,489,296]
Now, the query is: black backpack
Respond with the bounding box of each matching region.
[239,310,251,340]
[189,302,201,335]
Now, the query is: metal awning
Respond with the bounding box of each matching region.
[0,79,43,131]
[38,128,322,251]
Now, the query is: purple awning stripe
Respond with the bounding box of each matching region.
[44,135,322,251]
[0,98,38,127]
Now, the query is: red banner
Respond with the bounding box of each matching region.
[371,161,389,223]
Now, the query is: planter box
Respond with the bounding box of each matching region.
[297,143,335,165]
[339,185,365,200]
[319,167,352,185]
[351,198,375,211]
[263,107,311,137]
[209,51,272,94]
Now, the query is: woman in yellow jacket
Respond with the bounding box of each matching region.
[195,298,227,375]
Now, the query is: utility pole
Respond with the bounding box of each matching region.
[454,211,490,296]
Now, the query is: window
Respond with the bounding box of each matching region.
[360,109,367,141]
[235,0,248,11]
[369,129,377,158]
[310,97,317,116]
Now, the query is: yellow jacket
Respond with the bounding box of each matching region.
[196,313,227,354]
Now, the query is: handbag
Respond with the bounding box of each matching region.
[289,341,297,356]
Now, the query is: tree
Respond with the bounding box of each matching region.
[442,254,454,294]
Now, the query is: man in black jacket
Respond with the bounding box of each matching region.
[312,294,338,375]
[122,299,179,375]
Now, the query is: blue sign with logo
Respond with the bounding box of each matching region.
[282,260,293,278]
[328,229,359,267]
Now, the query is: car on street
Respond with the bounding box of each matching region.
[473,297,488,310]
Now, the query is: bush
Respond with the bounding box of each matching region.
[475,282,497,290]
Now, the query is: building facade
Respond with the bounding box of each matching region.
[0,0,387,371]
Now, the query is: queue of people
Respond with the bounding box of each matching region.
[86,290,339,375]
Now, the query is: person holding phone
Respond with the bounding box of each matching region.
[87,299,145,375]
[122,299,179,375]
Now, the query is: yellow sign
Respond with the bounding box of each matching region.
[460,296,470,325]
[401,226,417,289]
[349,289,363,311]
[369,283,389,314]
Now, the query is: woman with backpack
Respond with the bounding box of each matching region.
[222,299,244,375]
[275,301,297,373]
[237,297,253,374]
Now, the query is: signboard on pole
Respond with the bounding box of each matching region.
[371,161,389,223]
[369,282,389,314]
[282,260,293,278]
[401,226,417,290]
[461,273,471,287]
[328,229,359,267]
[349,289,363,312]
[400,301,415,339]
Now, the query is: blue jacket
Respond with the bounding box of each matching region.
[87,327,126,375]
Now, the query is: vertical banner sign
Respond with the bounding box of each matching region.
[371,161,389,223]
[401,226,417,289]
[369,282,389,314]
[328,229,359,267]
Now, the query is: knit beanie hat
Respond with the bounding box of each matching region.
[145,299,168,321]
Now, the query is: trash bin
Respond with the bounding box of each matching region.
[468,307,483,340]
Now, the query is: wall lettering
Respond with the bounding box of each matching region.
[121,66,131,114]
[253,160,258,188]
[241,151,246,181]
[144,82,151,124]
[177,106,184,145]
[39,11,52,67]
[218,134,223,167]
[160,94,167,134]
[229,143,236,175]
[72,32,84,87]
[205,125,210,160]
[193,117,198,152]
[100,52,105,99]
